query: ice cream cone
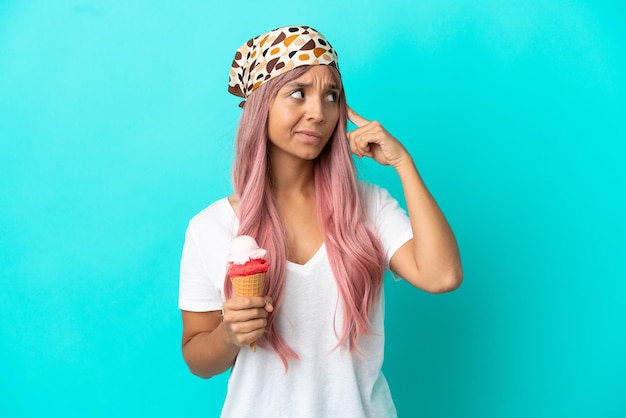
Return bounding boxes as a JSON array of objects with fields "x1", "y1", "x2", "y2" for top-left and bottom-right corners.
[
  {"x1": 231, "y1": 272, "x2": 265, "y2": 351},
  {"x1": 231, "y1": 273, "x2": 265, "y2": 297},
  {"x1": 227, "y1": 236, "x2": 269, "y2": 353}
]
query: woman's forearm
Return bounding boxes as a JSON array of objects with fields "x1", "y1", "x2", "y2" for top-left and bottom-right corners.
[
  {"x1": 182, "y1": 318, "x2": 240, "y2": 379},
  {"x1": 395, "y1": 156, "x2": 463, "y2": 291}
]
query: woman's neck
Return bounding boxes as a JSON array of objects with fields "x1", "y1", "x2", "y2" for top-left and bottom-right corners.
[{"x1": 270, "y1": 156, "x2": 316, "y2": 198}]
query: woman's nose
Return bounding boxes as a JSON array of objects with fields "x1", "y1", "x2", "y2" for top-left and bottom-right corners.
[{"x1": 305, "y1": 97, "x2": 325, "y2": 122}]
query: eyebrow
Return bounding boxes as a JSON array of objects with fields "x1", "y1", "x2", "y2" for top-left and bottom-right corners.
[{"x1": 285, "y1": 81, "x2": 340, "y2": 90}]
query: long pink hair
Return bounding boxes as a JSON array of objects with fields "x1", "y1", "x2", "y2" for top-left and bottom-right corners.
[{"x1": 224, "y1": 65, "x2": 385, "y2": 369}]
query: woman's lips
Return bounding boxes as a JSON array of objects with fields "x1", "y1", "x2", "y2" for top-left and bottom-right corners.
[{"x1": 297, "y1": 130, "x2": 323, "y2": 143}]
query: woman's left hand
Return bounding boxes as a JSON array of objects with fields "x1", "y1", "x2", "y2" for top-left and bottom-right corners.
[{"x1": 347, "y1": 107, "x2": 410, "y2": 168}]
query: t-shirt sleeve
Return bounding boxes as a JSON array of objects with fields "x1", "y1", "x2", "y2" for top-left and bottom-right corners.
[
  {"x1": 178, "y1": 219, "x2": 226, "y2": 312},
  {"x1": 361, "y1": 182, "x2": 413, "y2": 271}
]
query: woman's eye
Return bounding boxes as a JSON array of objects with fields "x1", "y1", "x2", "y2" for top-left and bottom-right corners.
[
  {"x1": 327, "y1": 92, "x2": 338, "y2": 102},
  {"x1": 290, "y1": 90, "x2": 304, "y2": 99}
]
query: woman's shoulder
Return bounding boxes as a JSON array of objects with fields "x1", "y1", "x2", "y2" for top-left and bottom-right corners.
[
  {"x1": 357, "y1": 180, "x2": 406, "y2": 224},
  {"x1": 187, "y1": 196, "x2": 236, "y2": 232},
  {"x1": 357, "y1": 180, "x2": 391, "y2": 203}
]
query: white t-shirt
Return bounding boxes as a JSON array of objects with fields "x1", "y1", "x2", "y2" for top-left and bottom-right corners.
[{"x1": 179, "y1": 182, "x2": 413, "y2": 418}]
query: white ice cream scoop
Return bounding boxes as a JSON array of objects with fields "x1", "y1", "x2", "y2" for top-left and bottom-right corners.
[{"x1": 227, "y1": 235, "x2": 267, "y2": 265}]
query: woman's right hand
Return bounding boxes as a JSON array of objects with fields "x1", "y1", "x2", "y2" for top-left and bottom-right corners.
[{"x1": 220, "y1": 296, "x2": 274, "y2": 348}]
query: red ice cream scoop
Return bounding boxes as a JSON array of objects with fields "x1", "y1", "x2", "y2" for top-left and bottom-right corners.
[{"x1": 227, "y1": 258, "x2": 269, "y2": 278}]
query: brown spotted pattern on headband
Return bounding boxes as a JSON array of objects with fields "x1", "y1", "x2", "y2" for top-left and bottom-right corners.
[{"x1": 228, "y1": 25, "x2": 339, "y2": 99}]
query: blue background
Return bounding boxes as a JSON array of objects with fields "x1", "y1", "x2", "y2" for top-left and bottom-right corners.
[{"x1": 1, "y1": 1, "x2": 625, "y2": 417}]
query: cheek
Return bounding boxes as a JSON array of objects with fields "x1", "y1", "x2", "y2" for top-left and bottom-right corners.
[
  {"x1": 327, "y1": 107, "x2": 340, "y2": 128},
  {"x1": 323, "y1": 113, "x2": 340, "y2": 142},
  {"x1": 269, "y1": 106, "x2": 296, "y2": 129},
  {"x1": 267, "y1": 119, "x2": 280, "y2": 143},
  {"x1": 267, "y1": 109, "x2": 282, "y2": 137}
]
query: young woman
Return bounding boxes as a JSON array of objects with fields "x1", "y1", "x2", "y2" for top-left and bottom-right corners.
[{"x1": 179, "y1": 25, "x2": 463, "y2": 417}]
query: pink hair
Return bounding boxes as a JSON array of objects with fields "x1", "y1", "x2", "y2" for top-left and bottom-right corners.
[{"x1": 224, "y1": 65, "x2": 385, "y2": 369}]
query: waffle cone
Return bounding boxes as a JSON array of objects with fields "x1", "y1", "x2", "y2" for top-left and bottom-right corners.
[
  {"x1": 231, "y1": 273, "x2": 265, "y2": 297},
  {"x1": 230, "y1": 272, "x2": 265, "y2": 352}
]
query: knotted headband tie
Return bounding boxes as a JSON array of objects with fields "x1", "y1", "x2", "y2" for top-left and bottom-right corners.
[{"x1": 228, "y1": 25, "x2": 339, "y2": 100}]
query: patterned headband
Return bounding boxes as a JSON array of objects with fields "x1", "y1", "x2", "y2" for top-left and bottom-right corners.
[{"x1": 228, "y1": 25, "x2": 339, "y2": 99}]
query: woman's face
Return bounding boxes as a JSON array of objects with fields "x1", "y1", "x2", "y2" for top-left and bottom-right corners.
[{"x1": 267, "y1": 66, "x2": 341, "y2": 162}]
